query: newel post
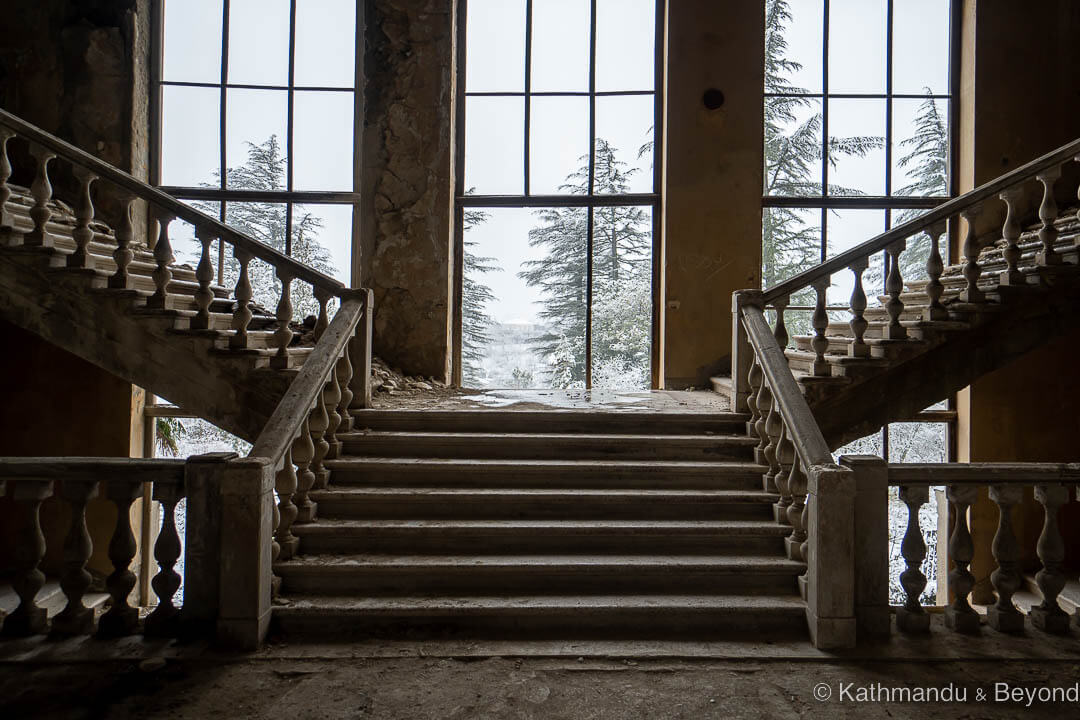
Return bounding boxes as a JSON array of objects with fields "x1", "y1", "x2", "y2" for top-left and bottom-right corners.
[
  {"x1": 730, "y1": 290, "x2": 763, "y2": 413},
  {"x1": 182, "y1": 453, "x2": 233, "y2": 634},
  {"x1": 840, "y1": 454, "x2": 890, "y2": 639},
  {"x1": 805, "y1": 463, "x2": 857, "y2": 649},
  {"x1": 218, "y1": 456, "x2": 276, "y2": 650}
]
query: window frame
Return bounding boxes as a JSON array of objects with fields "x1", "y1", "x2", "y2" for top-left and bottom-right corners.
[
  {"x1": 452, "y1": 0, "x2": 667, "y2": 389},
  {"x1": 148, "y1": 0, "x2": 363, "y2": 288}
]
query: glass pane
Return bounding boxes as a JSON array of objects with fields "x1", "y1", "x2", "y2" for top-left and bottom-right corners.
[
  {"x1": 825, "y1": 210, "x2": 886, "y2": 308},
  {"x1": 292, "y1": 204, "x2": 352, "y2": 286},
  {"x1": 764, "y1": 97, "x2": 823, "y2": 196},
  {"x1": 225, "y1": 89, "x2": 288, "y2": 189},
  {"x1": 834, "y1": 430, "x2": 883, "y2": 460},
  {"x1": 591, "y1": 206, "x2": 652, "y2": 390},
  {"x1": 161, "y1": 86, "x2": 220, "y2": 187},
  {"x1": 170, "y1": 200, "x2": 220, "y2": 270},
  {"x1": 466, "y1": 0, "x2": 526, "y2": 92},
  {"x1": 827, "y1": 98, "x2": 886, "y2": 195},
  {"x1": 293, "y1": 91, "x2": 354, "y2": 192},
  {"x1": 766, "y1": 0, "x2": 824, "y2": 94},
  {"x1": 462, "y1": 207, "x2": 588, "y2": 389},
  {"x1": 828, "y1": 0, "x2": 886, "y2": 94},
  {"x1": 595, "y1": 0, "x2": 655, "y2": 91},
  {"x1": 888, "y1": 422, "x2": 947, "y2": 463},
  {"x1": 594, "y1": 95, "x2": 654, "y2": 195},
  {"x1": 892, "y1": 98, "x2": 949, "y2": 197},
  {"x1": 762, "y1": 207, "x2": 822, "y2": 303},
  {"x1": 162, "y1": 0, "x2": 223, "y2": 84},
  {"x1": 227, "y1": 0, "x2": 290, "y2": 86},
  {"x1": 531, "y1": 0, "x2": 590, "y2": 92},
  {"x1": 465, "y1": 96, "x2": 524, "y2": 194},
  {"x1": 295, "y1": 0, "x2": 356, "y2": 88},
  {"x1": 530, "y1": 96, "x2": 589, "y2": 195},
  {"x1": 893, "y1": 0, "x2": 951, "y2": 95}
]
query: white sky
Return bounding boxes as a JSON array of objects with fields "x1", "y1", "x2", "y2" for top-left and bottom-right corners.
[{"x1": 157, "y1": 0, "x2": 952, "y2": 318}]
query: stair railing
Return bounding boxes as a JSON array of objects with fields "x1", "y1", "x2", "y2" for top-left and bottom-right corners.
[
  {"x1": 0, "y1": 107, "x2": 376, "y2": 648},
  {"x1": 730, "y1": 136, "x2": 1080, "y2": 413},
  {"x1": 736, "y1": 290, "x2": 857, "y2": 649}
]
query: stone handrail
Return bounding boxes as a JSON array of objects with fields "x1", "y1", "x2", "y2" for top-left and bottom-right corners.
[
  {"x1": 846, "y1": 458, "x2": 1080, "y2": 639},
  {"x1": 0, "y1": 457, "x2": 187, "y2": 638},
  {"x1": 0, "y1": 107, "x2": 343, "y2": 294},
  {"x1": 736, "y1": 292, "x2": 857, "y2": 649},
  {"x1": 762, "y1": 135, "x2": 1080, "y2": 306}
]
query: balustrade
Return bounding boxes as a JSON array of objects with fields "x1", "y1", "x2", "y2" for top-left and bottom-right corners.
[
  {"x1": 923, "y1": 221, "x2": 949, "y2": 320},
  {"x1": 882, "y1": 240, "x2": 907, "y2": 340},
  {"x1": 1036, "y1": 166, "x2": 1062, "y2": 266},
  {"x1": 895, "y1": 484, "x2": 930, "y2": 633},
  {"x1": 68, "y1": 168, "x2": 97, "y2": 269},
  {"x1": 809, "y1": 278, "x2": 829, "y2": 375},
  {"x1": 24, "y1": 144, "x2": 55, "y2": 247},
  {"x1": 191, "y1": 226, "x2": 217, "y2": 330},
  {"x1": 1, "y1": 479, "x2": 53, "y2": 636},
  {"x1": 98, "y1": 478, "x2": 144, "y2": 637},
  {"x1": 52, "y1": 478, "x2": 100, "y2": 636},
  {"x1": 0, "y1": 127, "x2": 13, "y2": 230},
  {"x1": 847, "y1": 258, "x2": 870, "y2": 357},
  {"x1": 987, "y1": 486, "x2": 1024, "y2": 633},
  {"x1": 943, "y1": 485, "x2": 978, "y2": 633}
]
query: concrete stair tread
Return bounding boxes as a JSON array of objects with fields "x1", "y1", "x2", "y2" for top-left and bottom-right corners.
[
  {"x1": 326, "y1": 457, "x2": 767, "y2": 471},
  {"x1": 274, "y1": 593, "x2": 807, "y2": 613},
  {"x1": 348, "y1": 408, "x2": 749, "y2": 434},
  {"x1": 310, "y1": 487, "x2": 777, "y2": 501},
  {"x1": 292, "y1": 519, "x2": 793, "y2": 534},
  {"x1": 341, "y1": 430, "x2": 756, "y2": 442}
]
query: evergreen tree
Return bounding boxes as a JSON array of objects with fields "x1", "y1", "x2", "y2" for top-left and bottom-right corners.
[
  {"x1": 893, "y1": 92, "x2": 949, "y2": 279},
  {"x1": 519, "y1": 139, "x2": 651, "y2": 388},
  {"x1": 461, "y1": 202, "x2": 499, "y2": 385},
  {"x1": 195, "y1": 135, "x2": 337, "y2": 319}
]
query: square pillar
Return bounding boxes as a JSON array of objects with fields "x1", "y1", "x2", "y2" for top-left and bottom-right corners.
[
  {"x1": 840, "y1": 454, "x2": 891, "y2": 639},
  {"x1": 805, "y1": 465, "x2": 857, "y2": 649}
]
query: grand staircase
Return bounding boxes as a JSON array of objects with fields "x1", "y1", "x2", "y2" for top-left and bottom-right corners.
[{"x1": 273, "y1": 409, "x2": 809, "y2": 639}]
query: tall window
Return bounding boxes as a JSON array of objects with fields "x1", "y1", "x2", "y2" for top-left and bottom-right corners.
[
  {"x1": 152, "y1": 0, "x2": 359, "y2": 311},
  {"x1": 455, "y1": 0, "x2": 663, "y2": 390}
]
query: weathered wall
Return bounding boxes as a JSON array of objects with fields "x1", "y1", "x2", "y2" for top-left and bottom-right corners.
[
  {"x1": 358, "y1": 0, "x2": 456, "y2": 382},
  {"x1": 662, "y1": 1, "x2": 765, "y2": 388},
  {"x1": 956, "y1": 0, "x2": 1080, "y2": 599}
]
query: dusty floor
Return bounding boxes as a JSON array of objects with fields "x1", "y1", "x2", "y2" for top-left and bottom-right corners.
[
  {"x1": 371, "y1": 386, "x2": 731, "y2": 413},
  {"x1": 3, "y1": 655, "x2": 1079, "y2": 719}
]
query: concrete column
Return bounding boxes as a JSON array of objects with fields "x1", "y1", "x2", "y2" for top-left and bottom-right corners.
[
  {"x1": 805, "y1": 464, "x2": 857, "y2": 649},
  {"x1": 217, "y1": 457, "x2": 276, "y2": 650},
  {"x1": 663, "y1": 0, "x2": 765, "y2": 388},
  {"x1": 840, "y1": 454, "x2": 891, "y2": 639}
]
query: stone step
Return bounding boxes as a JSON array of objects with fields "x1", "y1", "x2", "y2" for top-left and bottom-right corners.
[
  {"x1": 348, "y1": 408, "x2": 750, "y2": 435},
  {"x1": 272, "y1": 593, "x2": 809, "y2": 639},
  {"x1": 291, "y1": 519, "x2": 791, "y2": 555},
  {"x1": 338, "y1": 431, "x2": 759, "y2": 462},
  {"x1": 323, "y1": 457, "x2": 768, "y2": 490},
  {"x1": 309, "y1": 487, "x2": 778, "y2": 520},
  {"x1": 275, "y1": 554, "x2": 805, "y2": 596}
]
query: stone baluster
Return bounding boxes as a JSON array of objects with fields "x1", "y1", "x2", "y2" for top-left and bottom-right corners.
[
  {"x1": 847, "y1": 258, "x2": 870, "y2": 357},
  {"x1": 810, "y1": 278, "x2": 830, "y2": 376},
  {"x1": 753, "y1": 374, "x2": 772, "y2": 470},
  {"x1": 229, "y1": 248, "x2": 254, "y2": 349},
  {"x1": 1, "y1": 479, "x2": 54, "y2": 637},
  {"x1": 271, "y1": 269, "x2": 294, "y2": 369},
  {"x1": 145, "y1": 481, "x2": 185, "y2": 636},
  {"x1": 746, "y1": 358, "x2": 762, "y2": 435},
  {"x1": 324, "y1": 358, "x2": 343, "y2": 462},
  {"x1": 923, "y1": 220, "x2": 949, "y2": 320},
  {"x1": 1035, "y1": 166, "x2": 1061, "y2": 266},
  {"x1": 108, "y1": 195, "x2": 136, "y2": 289},
  {"x1": 958, "y1": 207, "x2": 984, "y2": 303},
  {"x1": 275, "y1": 445, "x2": 300, "y2": 560},
  {"x1": 1029, "y1": 484, "x2": 1070, "y2": 633},
  {"x1": 190, "y1": 226, "x2": 217, "y2": 330},
  {"x1": 772, "y1": 295, "x2": 789, "y2": 349},
  {"x1": 943, "y1": 485, "x2": 979, "y2": 633},
  {"x1": 98, "y1": 479, "x2": 144, "y2": 636},
  {"x1": 52, "y1": 479, "x2": 101, "y2": 636},
  {"x1": 896, "y1": 485, "x2": 930, "y2": 633},
  {"x1": 147, "y1": 210, "x2": 175, "y2": 309},
  {"x1": 293, "y1": 416, "x2": 317, "y2": 523},
  {"x1": 0, "y1": 127, "x2": 13, "y2": 231},
  {"x1": 1075, "y1": 154, "x2": 1080, "y2": 252},
  {"x1": 987, "y1": 486, "x2": 1024, "y2": 633},
  {"x1": 773, "y1": 419, "x2": 794, "y2": 525},
  {"x1": 336, "y1": 348, "x2": 355, "y2": 435},
  {"x1": 310, "y1": 383, "x2": 332, "y2": 491},
  {"x1": 882, "y1": 239, "x2": 907, "y2": 339},
  {"x1": 314, "y1": 288, "x2": 331, "y2": 341},
  {"x1": 23, "y1": 144, "x2": 55, "y2": 247},
  {"x1": 67, "y1": 168, "x2": 98, "y2": 269},
  {"x1": 761, "y1": 383, "x2": 782, "y2": 495},
  {"x1": 998, "y1": 187, "x2": 1025, "y2": 286},
  {"x1": 785, "y1": 454, "x2": 808, "y2": 561}
]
